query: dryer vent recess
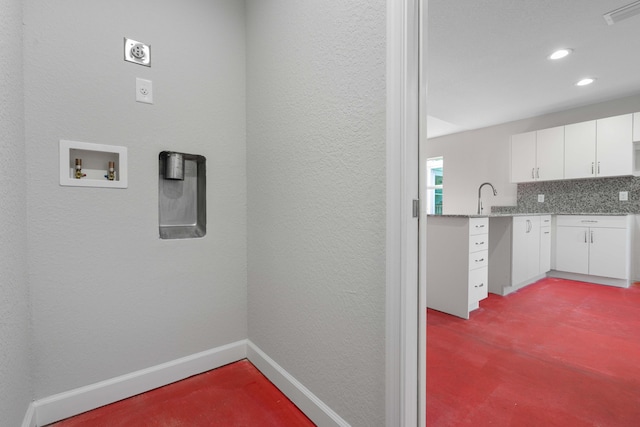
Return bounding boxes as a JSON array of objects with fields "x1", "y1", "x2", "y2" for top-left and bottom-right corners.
[{"x1": 158, "y1": 151, "x2": 206, "y2": 239}]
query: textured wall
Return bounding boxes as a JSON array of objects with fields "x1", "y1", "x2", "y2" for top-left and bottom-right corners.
[
  {"x1": 24, "y1": 0, "x2": 247, "y2": 398},
  {"x1": 427, "y1": 93, "x2": 640, "y2": 215},
  {"x1": 0, "y1": 0, "x2": 33, "y2": 424},
  {"x1": 246, "y1": 1, "x2": 386, "y2": 426}
]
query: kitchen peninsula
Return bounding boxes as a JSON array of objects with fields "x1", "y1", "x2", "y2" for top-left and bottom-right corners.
[{"x1": 426, "y1": 212, "x2": 635, "y2": 319}]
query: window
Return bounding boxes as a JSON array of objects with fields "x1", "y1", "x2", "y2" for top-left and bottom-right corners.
[{"x1": 426, "y1": 157, "x2": 443, "y2": 215}]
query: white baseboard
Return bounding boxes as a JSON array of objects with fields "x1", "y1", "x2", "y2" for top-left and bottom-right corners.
[
  {"x1": 548, "y1": 270, "x2": 630, "y2": 288},
  {"x1": 21, "y1": 402, "x2": 37, "y2": 427},
  {"x1": 247, "y1": 340, "x2": 350, "y2": 427},
  {"x1": 34, "y1": 340, "x2": 247, "y2": 426}
]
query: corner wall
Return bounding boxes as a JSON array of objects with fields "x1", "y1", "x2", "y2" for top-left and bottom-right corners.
[
  {"x1": 0, "y1": 0, "x2": 33, "y2": 424},
  {"x1": 246, "y1": 1, "x2": 387, "y2": 425},
  {"x1": 427, "y1": 93, "x2": 640, "y2": 214},
  {"x1": 24, "y1": 0, "x2": 247, "y2": 398}
]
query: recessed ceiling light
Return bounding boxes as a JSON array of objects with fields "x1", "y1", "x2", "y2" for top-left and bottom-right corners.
[
  {"x1": 549, "y1": 49, "x2": 572, "y2": 60},
  {"x1": 576, "y1": 78, "x2": 596, "y2": 86}
]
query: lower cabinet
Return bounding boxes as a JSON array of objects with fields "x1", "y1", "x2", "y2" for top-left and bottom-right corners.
[
  {"x1": 427, "y1": 216, "x2": 489, "y2": 319},
  {"x1": 488, "y1": 215, "x2": 551, "y2": 295},
  {"x1": 511, "y1": 215, "x2": 552, "y2": 286},
  {"x1": 554, "y1": 215, "x2": 632, "y2": 284}
]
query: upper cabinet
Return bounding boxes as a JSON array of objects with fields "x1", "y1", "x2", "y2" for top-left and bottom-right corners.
[
  {"x1": 511, "y1": 126, "x2": 564, "y2": 183},
  {"x1": 535, "y1": 126, "x2": 565, "y2": 181},
  {"x1": 564, "y1": 120, "x2": 596, "y2": 179},
  {"x1": 511, "y1": 113, "x2": 638, "y2": 183},
  {"x1": 511, "y1": 131, "x2": 536, "y2": 183},
  {"x1": 596, "y1": 114, "x2": 633, "y2": 177}
]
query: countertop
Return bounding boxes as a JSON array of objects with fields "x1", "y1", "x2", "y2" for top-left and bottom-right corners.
[{"x1": 427, "y1": 213, "x2": 633, "y2": 218}]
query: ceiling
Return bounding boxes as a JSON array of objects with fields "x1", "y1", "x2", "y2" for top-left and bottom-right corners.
[{"x1": 427, "y1": 0, "x2": 640, "y2": 138}]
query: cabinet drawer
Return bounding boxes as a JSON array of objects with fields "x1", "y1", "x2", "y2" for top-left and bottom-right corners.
[
  {"x1": 469, "y1": 234, "x2": 488, "y2": 252},
  {"x1": 556, "y1": 215, "x2": 628, "y2": 229},
  {"x1": 469, "y1": 266, "x2": 488, "y2": 302},
  {"x1": 469, "y1": 218, "x2": 489, "y2": 235},
  {"x1": 469, "y1": 250, "x2": 488, "y2": 270}
]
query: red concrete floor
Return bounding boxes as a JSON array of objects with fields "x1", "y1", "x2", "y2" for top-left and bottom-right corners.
[
  {"x1": 427, "y1": 278, "x2": 640, "y2": 426},
  {"x1": 48, "y1": 360, "x2": 315, "y2": 426}
]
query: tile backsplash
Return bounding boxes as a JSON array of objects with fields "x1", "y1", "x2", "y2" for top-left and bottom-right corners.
[{"x1": 492, "y1": 176, "x2": 640, "y2": 214}]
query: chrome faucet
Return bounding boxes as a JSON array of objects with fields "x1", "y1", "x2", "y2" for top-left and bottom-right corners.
[{"x1": 477, "y1": 182, "x2": 497, "y2": 214}]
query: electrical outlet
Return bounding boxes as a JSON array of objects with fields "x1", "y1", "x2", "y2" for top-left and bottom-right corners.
[
  {"x1": 136, "y1": 78, "x2": 153, "y2": 104},
  {"x1": 619, "y1": 191, "x2": 629, "y2": 201},
  {"x1": 124, "y1": 38, "x2": 151, "y2": 67},
  {"x1": 538, "y1": 194, "x2": 545, "y2": 203}
]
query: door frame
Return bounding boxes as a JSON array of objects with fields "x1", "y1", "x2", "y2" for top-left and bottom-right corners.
[{"x1": 386, "y1": 0, "x2": 424, "y2": 425}]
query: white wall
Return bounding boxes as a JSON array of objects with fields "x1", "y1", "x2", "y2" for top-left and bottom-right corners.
[
  {"x1": 24, "y1": 0, "x2": 247, "y2": 398},
  {"x1": 246, "y1": 1, "x2": 387, "y2": 426},
  {"x1": 0, "y1": 0, "x2": 33, "y2": 424},
  {"x1": 427, "y1": 93, "x2": 640, "y2": 214}
]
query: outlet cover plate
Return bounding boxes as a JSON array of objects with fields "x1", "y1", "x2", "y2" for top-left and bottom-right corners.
[
  {"x1": 136, "y1": 78, "x2": 153, "y2": 104},
  {"x1": 124, "y1": 38, "x2": 151, "y2": 67},
  {"x1": 619, "y1": 191, "x2": 629, "y2": 201},
  {"x1": 538, "y1": 194, "x2": 545, "y2": 203}
]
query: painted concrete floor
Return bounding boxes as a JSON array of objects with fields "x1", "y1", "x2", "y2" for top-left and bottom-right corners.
[
  {"x1": 427, "y1": 277, "x2": 640, "y2": 426},
  {"x1": 48, "y1": 360, "x2": 316, "y2": 426}
]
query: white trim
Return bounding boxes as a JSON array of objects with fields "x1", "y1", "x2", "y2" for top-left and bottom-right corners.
[
  {"x1": 387, "y1": 0, "x2": 421, "y2": 426},
  {"x1": 34, "y1": 340, "x2": 247, "y2": 426},
  {"x1": 21, "y1": 402, "x2": 37, "y2": 427},
  {"x1": 246, "y1": 341, "x2": 350, "y2": 427},
  {"x1": 418, "y1": 1, "x2": 428, "y2": 425}
]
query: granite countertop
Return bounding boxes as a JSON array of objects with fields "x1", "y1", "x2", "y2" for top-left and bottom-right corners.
[{"x1": 427, "y1": 212, "x2": 633, "y2": 218}]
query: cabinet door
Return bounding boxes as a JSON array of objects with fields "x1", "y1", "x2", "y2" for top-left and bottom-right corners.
[
  {"x1": 511, "y1": 131, "x2": 536, "y2": 183},
  {"x1": 511, "y1": 216, "x2": 540, "y2": 285},
  {"x1": 596, "y1": 114, "x2": 633, "y2": 177},
  {"x1": 555, "y1": 226, "x2": 589, "y2": 274},
  {"x1": 634, "y1": 112, "x2": 640, "y2": 142},
  {"x1": 539, "y1": 227, "x2": 551, "y2": 274},
  {"x1": 536, "y1": 126, "x2": 564, "y2": 181},
  {"x1": 468, "y1": 267, "x2": 488, "y2": 307},
  {"x1": 589, "y1": 227, "x2": 628, "y2": 279},
  {"x1": 564, "y1": 120, "x2": 596, "y2": 179}
]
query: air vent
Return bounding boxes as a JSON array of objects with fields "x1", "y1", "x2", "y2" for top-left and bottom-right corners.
[{"x1": 603, "y1": 0, "x2": 640, "y2": 25}]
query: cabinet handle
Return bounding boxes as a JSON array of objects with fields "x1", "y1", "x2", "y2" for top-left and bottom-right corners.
[
  {"x1": 536, "y1": 168, "x2": 540, "y2": 178},
  {"x1": 584, "y1": 231, "x2": 587, "y2": 243},
  {"x1": 531, "y1": 168, "x2": 535, "y2": 179},
  {"x1": 475, "y1": 241, "x2": 485, "y2": 245},
  {"x1": 476, "y1": 224, "x2": 485, "y2": 229},
  {"x1": 598, "y1": 162, "x2": 601, "y2": 174},
  {"x1": 476, "y1": 258, "x2": 485, "y2": 263},
  {"x1": 543, "y1": 231, "x2": 550, "y2": 234},
  {"x1": 591, "y1": 162, "x2": 594, "y2": 175},
  {"x1": 591, "y1": 230, "x2": 594, "y2": 244},
  {"x1": 475, "y1": 283, "x2": 484, "y2": 288}
]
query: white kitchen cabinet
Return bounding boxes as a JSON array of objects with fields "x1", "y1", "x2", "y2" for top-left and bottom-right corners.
[
  {"x1": 511, "y1": 216, "x2": 540, "y2": 285},
  {"x1": 536, "y1": 126, "x2": 565, "y2": 181},
  {"x1": 564, "y1": 115, "x2": 633, "y2": 179},
  {"x1": 553, "y1": 215, "x2": 632, "y2": 286},
  {"x1": 511, "y1": 127, "x2": 563, "y2": 183},
  {"x1": 597, "y1": 114, "x2": 633, "y2": 177},
  {"x1": 564, "y1": 120, "x2": 596, "y2": 179},
  {"x1": 540, "y1": 216, "x2": 552, "y2": 273},
  {"x1": 634, "y1": 112, "x2": 640, "y2": 142},
  {"x1": 487, "y1": 215, "x2": 551, "y2": 296},
  {"x1": 511, "y1": 215, "x2": 551, "y2": 286},
  {"x1": 427, "y1": 216, "x2": 489, "y2": 319},
  {"x1": 511, "y1": 131, "x2": 536, "y2": 183}
]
